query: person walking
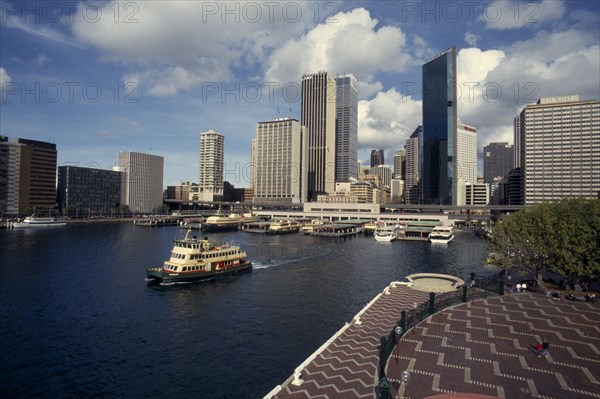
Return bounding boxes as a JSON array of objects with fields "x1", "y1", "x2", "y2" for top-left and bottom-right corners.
[{"x1": 541, "y1": 339, "x2": 550, "y2": 357}]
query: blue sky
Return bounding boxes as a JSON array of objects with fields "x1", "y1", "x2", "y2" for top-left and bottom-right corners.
[{"x1": 1, "y1": 0, "x2": 599, "y2": 187}]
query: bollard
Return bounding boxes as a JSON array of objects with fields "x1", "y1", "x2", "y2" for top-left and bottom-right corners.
[
  {"x1": 379, "y1": 377, "x2": 391, "y2": 399},
  {"x1": 499, "y1": 271, "x2": 505, "y2": 296},
  {"x1": 429, "y1": 292, "x2": 436, "y2": 315},
  {"x1": 462, "y1": 285, "x2": 468, "y2": 302},
  {"x1": 401, "y1": 310, "x2": 407, "y2": 332}
]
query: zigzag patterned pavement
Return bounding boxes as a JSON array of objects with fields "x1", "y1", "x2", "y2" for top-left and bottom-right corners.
[
  {"x1": 387, "y1": 292, "x2": 600, "y2": 399},
  {"x1": 271, "y1": 283, "x2": 430, "y2": 399},
  {"x1": 269, "y1": 286, "x2": 599, "y2": 399}
]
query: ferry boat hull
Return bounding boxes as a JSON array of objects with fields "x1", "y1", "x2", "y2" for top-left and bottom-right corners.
[
  {"x1": 146, "y1": 260, "x2": 252, "y2": 284},
  {"x1": 201, "y1": 222, "x2": 240, "y2": 232}
]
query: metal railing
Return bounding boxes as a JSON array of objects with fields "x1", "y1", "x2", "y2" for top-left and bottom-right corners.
[{"x1": 377, "y1": 272, "x2": 505, "y2": 399}]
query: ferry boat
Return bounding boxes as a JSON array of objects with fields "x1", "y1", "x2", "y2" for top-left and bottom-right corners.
[
  {"x1": 12, "y1": 216, "x2": 66, "y2": 228},
  {"x1": 374, "y1": 224, "x2": 400, "y2": 242},
  {"x1": 268, "y1": 220, "x2": 300, "y2": 234},
  {"x1": 311, "y1": 223, "x2": 363, "y2": 237},
  {"x1": 202, "y1": 214, "x2": 242, "y2": 232},
  {"x1": 146, "y1": 230, "x2": 252, "y2": 284},
  {"x1": 241, "y1": 221, "x2": 271, "y2": 233},
  {"x1": 430, "y1": 225, "x2": 455, "y2": 244},
  {"x1": 301, "y1": 219, "x2": 324, "y2": 235}
]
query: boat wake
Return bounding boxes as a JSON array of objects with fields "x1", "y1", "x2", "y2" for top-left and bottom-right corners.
[{"x1": 252, "y1": 250, "x2": 333, "y2": 270}]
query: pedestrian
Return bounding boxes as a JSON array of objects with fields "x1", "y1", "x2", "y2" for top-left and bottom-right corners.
[
  {"x1": 534, "y1": 342, "x2": 544, "y2": 356},
  {"x1": 542, "y1": 339, "x2": 549, "y2": 357}
]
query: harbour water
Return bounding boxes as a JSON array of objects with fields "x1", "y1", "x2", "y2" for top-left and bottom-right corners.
[{"x1": 0, "y1": 223, "x2": 491, "y2": 398}]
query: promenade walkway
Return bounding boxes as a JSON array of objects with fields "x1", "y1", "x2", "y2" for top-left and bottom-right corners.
[
  {"x1": 387, "y1": 292, "x2": 600, "y2": 399},
  {"x1": 267, "y1": 284, "x2": 600, "y2": 399}
]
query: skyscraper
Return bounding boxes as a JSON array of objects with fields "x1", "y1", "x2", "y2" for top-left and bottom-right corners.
[
  {"x1": 199, "y1": 130, "x2": 224, "y2": 202},
  {"x1": 253, "y1": 118, "x2": 302, "y2": 204},
  {"x1": 393, "y1": 149, "x2": 406, "y2": 179},
  {"x1": 405, "y1": 125, "x2": 423, "y2": 204},
  {"x1": 422, "y1": 47, "x2": 457, "y2": 205},
  {"x1": 370, "y1": 149, "x2": 384, "y2": 167},
  {"x1": 513, "y1": 116, "x2": 521, "y2": 168},
  {"x1": 483, "y1": 142, "x2": 514, "y2": 183},
  {"x1": 518, "y1": 95, "x2": 600, "y2": 205},
  {"x1": 301, "y1": 72, "x2": 336, "y2": 201},
  {"x1": 116, "y1": 151, "x2": 164, "y2": 213},
  {"x1": 335, "y1": 74, "x2": 358, "y2": 183},
  {"x1": 0, "y1": 136, "x2": 57, "y2": 215},
  {"x1": 454, "y1": 121, "x2": 478, "y2": 206}
]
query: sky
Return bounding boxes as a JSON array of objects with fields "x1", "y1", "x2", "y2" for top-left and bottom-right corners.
[{"x1": 1, "y1": 0, "x2": 599, "y2": 188}]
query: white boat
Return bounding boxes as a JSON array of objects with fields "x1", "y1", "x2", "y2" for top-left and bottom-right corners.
[
  {"x1": 374, "y1": 224, "x2": 400, "y2": 242},
  {"x1": 429, "y1": 225, "x2": 455, "y2": 244},
  {"x1": 12, "y1": 216, "x2": 66, "y2": 228}
]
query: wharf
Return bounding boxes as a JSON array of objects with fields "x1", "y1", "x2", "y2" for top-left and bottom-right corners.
[{"x1": 266, "y1": 284, "x2": 600, "y2": 399}]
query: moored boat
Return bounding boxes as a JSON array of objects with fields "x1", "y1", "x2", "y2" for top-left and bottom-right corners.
[
  {"x1": 12, "y1": 216, "x2": 66, "y2": 228},
  {"x1": 146, "y1": 229, "x2": 252, "y2": 284},
  {"x1": 430, "y1": 225, "x2": 454, "y2": 244},
  {"x1": 374, "y1": 224, "x2": 400, "y2": 242},
  {"x1": 268, "y1": 219, "x2": 300, "y2": 234},
  {"x1": 202, "y1": 214, "x2": 242, "y2": 232}
]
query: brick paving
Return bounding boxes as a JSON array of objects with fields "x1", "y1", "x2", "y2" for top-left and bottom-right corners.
[
  {"x1": 267, "y1": 287, "x2": 600, "y2": 399},
  {"x1": 387, "y1": 293, "x2": 600, "y2": 399},
  {"x1": 269, "y1": 283, "x2": 430, "y2": 398}
]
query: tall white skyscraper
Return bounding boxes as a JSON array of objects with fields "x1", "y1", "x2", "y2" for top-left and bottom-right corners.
[
  {"x1": 253, "y1": 118, "x2": 303, "y2": 204},
  {"x1": 513, "y1": 116, "x2": 521, "y2": 168},
  {"x1": 116, "y1": 151, "x2": 164, "y2": 213},
  {"x1": 455, "y1": 121, "x2": 478, "y2": 206},
  {"x1": 519, "y1": 95, "x2": 600, "y2": 205},
  {"x1": 335, "y1": 74, "x2": 358, "y2": 183},
  {"x1": 301, "y1": 71, "x2": 336, "y2": 202},
  {"x1": 405, "y1": 125, "x2": 422, "y2": 205},
  {"x1": 199, "y1": 130, "x2": 224, "y2": 202},
  {"x1": 393, "y1": 149, "x2": 406, "y2": 179}
]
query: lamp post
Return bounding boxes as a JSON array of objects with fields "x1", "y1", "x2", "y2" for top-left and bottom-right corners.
[{"x1": 394, "y1": 326, "x2": 403, "y2": 364}]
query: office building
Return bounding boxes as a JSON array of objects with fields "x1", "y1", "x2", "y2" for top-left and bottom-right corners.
[
  {"x1": 369, "y1": 165, "x2": 392, "y2": 188},
  {"x1": 422, "y1": 47, "x2": 457, "y2": 205},
  {"x1": 393, "y1": 149, "x2": 406, "y2": 179},
  {"x1": 0, "y1": 136, "x2": 57, "y2": 215},
  {"x1": 116, "y1": 151, "x2": 164, "y2": 213},
  {"x1": 405, "y1": 125, "x2": 423, "y2": 205},
  {"x1": 464, "y1": 182, "x2": 490, "y2": 206},
  {"x1": 513, "y1": 116, "x2": 521, "y2": 168},
  {"x1": 301, "y1": 72, "x2": 336, "y2": 201},
  {"x1": 253, "y1": 118, "x2": 303, "y2": 204},
  {"x1": 455, "y1": 121, "x2": 478, "y2": 206},
  {"x1": 199, "y1": 130, "x2": 224, "y2": 202},
  {"x1": 484, "y1": 142, "x2": 514, "y2": 184},
  {"x1": 518, "y1": 95, "x2": 600, "y2": 205},
  {"x1": 57, "y1": 166, "x2": 122, "y2": 214},
  {"x1": 370, "y1": 149, "x2": 384, "y2": 167},
  {"x1": 335, "y1": 74, "x2": 358, "y2": 183}
]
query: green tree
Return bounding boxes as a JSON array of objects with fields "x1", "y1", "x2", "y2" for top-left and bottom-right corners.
[
  {"x1": 489, "y1": 199, "x2": 600, "y2": 291},
  {"x1": 118, "y1": 204, "x2": 130, "y2": 216},
  {"x1": 65, "y1": 204, "x2": 78, "y2": 216},
  {"x1": 157, "y1": 204, "x2": 169, "y2": 214}
]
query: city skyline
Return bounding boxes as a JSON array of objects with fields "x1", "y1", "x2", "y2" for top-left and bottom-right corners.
[{"x1": 1, "y1": 1, "x2": 599, "y2": 187}]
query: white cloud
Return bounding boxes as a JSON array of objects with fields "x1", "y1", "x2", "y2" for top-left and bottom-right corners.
[
  {"x1": 265, "y1": 7, "x2": 413, "y2": 99},
  {"x1": 480, "y1": 0, "x2": 565, "y2": 30},
  {"x1": 358, "y1": 88, "x2": 422, "y2": 150},
  {"x1": 34, "y1": 54, "x2": 51, "y2": 66},
  {"x1": 455, "y1": 29, "x2": 600, "y2": 153},
  {"x1": 0, "y1": 67, "x2": 13, "y2": 103},
  {"x1": 464, "y1": 32, "x2": 480, "y2": 47},
  {"x1": 71, "y1": 1, "x2": 312, "y2": 96}
]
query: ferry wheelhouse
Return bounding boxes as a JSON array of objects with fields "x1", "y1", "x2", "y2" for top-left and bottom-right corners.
[{"x1": 146, "y1": 230, "x2": 252, "y2": 284}]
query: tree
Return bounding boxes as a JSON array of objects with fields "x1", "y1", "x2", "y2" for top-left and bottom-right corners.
[
  {"x1": 118, "y1": 204, "x2": 130, "y2": 216},
  {"x1": 157, "y1": 204, "x2": 169, "y2": 214},
  {"x1": 489, "y1": 199, "x2": 600, "y2": 291}
]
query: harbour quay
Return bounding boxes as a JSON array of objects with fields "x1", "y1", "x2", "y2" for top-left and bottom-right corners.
[{"x1": 265, "y1": 274, "x2": 600, "y2": 399}]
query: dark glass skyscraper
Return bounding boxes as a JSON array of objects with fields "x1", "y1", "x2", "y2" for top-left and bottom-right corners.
[
  {"x1": 370, "y1": 149, "x2": 384, "y2": 167},
  {"x1": 422, "y1": 47, "x2": 457, "y2": 205}
]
